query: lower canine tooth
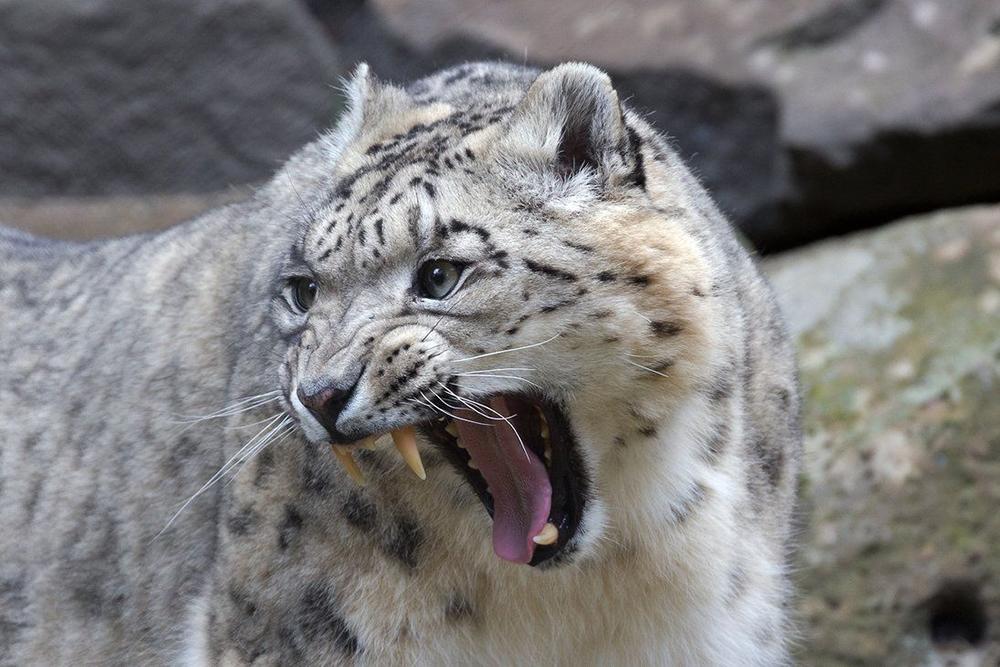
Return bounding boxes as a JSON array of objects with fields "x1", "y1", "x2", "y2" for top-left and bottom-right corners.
[
  {"x1": 532, "y1": 522, "x2": 558, "y2": 545},
  {"x1": 331, "y1": 445, "x2": 365, "y2": 485},
  {"x1": 391, "y1": 425, "x2": 426, "y2": 480},
  {"x1": 467, "y1": 459, "x2": 478, "y2": 470}
]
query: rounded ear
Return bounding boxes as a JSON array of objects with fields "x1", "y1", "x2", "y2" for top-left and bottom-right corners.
[
  {"x1": 333, "y1": 63, "x2": 412, "y2": 145},
  {"x1": 499, "y1": 63, "x2": 640, "y2": 186}
]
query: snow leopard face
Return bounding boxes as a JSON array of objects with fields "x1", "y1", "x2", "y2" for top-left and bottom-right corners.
[{"x1": 272, "y1": 63, "x2": 713, "y2": 567}]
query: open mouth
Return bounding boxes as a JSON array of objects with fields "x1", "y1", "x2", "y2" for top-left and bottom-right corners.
[{"x1": 420, "y1": 394, "x2": 587, "y2": 567}]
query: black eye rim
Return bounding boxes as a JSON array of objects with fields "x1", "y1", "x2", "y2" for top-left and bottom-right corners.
[
  {"x1": 416, "y1": 258, "x2": 466, "y2": 300},
  {"x1": 286, "y1": 276, "x2": 318, "y2": 313}
]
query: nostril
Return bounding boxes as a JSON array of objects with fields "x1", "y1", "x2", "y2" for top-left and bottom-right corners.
[
  {"x1": 296, "y1": 385, "x2": 320, "y2": 413},
  {"x1": 296, "y1": 383, "x2": 358, "y2": 443},
  {"x1": 325, "y1": 388, "x2": 351, "y2": 415},
  {"x1": 297, "y1": 385, "x2": 350, "y2": 415}
]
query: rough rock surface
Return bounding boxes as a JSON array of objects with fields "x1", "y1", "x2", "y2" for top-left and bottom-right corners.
[
  {"x1": 348, "y1": 0, "x2": 1000, "y2": 250},
  {"x1": 764, "y1": 205, "x2": 1000, "y2": 664},
  {"x1": 0, "y1": 0, "x2": 343, "y2": 198}
]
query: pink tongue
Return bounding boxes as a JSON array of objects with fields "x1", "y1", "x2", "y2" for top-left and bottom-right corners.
[{"x1": 454, "y1": 397, "x2": 551, "y2": 564}]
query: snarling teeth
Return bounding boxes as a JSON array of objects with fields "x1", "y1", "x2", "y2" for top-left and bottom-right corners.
[
  {"x1": 391, "y1": 425, "x2": 426, "y2": 480},
  {"x1": 329, "y1": 414, "x2": 550, "y2": 487},
  {"x1": 326, "y1": 394, "x2": 584, "y2": 567},
  {"x1": 331, "y1": 445, "x2": 365, "y2": 485},
  {"x1": 329, "y1": 426, "x2": 427, "y2": 484},
  {"x1": 533, "y1": 522, "x2": 558, "y2": 545}
]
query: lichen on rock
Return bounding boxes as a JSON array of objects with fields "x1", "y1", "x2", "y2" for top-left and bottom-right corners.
[{"x1": 765, "y1": 205, "x2": 1000, "y2": 664}]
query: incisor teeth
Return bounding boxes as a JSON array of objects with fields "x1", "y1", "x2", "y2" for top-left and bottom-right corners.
[
  {"x1": 391, "y1": 425, "x2": 426, "y2": 480},
  {"x1": 357, "y1": 436, "x2": 378, "y2": 450},
  {"x1": 445, "y1": 421, "x2": 459, "y2": 437},
  {"x1": 533, "y1": 522, "x2": 559, "y2": 546},
  {"x1": 331, "y1": 445, "x2": 365, "y2": 485}
]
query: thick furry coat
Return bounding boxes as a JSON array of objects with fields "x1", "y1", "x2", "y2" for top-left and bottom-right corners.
[{"x1": 0, "y1": 62, "x2": 801, "y2": 665}]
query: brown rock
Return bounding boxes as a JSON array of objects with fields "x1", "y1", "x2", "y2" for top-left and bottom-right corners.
[{"x1": 0, "y1": 192, "x2": 244, "y2": 241}]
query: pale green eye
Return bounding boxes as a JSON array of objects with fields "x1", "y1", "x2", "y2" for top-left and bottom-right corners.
[
  {"x1": 418, "y1": 259, "x2": 462, "y2": 299},
  {"x1": 287, "y1": 277, "x2": 317, "y2": 313}
]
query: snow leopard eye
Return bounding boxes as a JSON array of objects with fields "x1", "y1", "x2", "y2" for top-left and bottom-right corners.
[
  {"x1": 417, "y1": 259, "x2": 462, "y2": 299},
  {"x1": 287, "y1": 277, "x2": 317, "y2": 313}
]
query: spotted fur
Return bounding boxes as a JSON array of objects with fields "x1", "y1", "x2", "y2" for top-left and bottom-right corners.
[{"x1": 0, "y1": 62, "x2": 801, "y2": 665}]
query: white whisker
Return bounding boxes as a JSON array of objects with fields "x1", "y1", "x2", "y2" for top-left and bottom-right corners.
[
  {"x1": 460, "y1": 367, "x2": 536, "y2": 374},
  {"x1": 182, "y1": 391, "x2": 281, "y2": 416},
  {"x1": 224, "y1": 418, "x2": 295, "y2": 488},
  {"x1": 155, "y1": 412, "x2": 285, "y2": 538},
  {"x1": 430, "y1": 389, "x2": 466, "y2": 411},
  {"x1": 624, "y1": 358, "x2": 671, "y2": 378},
  {"x1": 171, "y1": 393, "x2": 282, "y2": 424},
  {"x1": 415, "y1": 391, "x2": 492, "y2": 427},
  {"x1": 224, "y1": 414, "x2": 287, "y2": 430},
  {"x1": 456, "y1": 373, "x2": 544, "y2": 391},
  {"x1": 450, "y1": 333, "x2": 560, "y2": 363},
  {"x1": 437, "y1": 383, "x2": 530, "y2": 460},
  {"x1": 436, "y1": 384, "x2": 513, "y2": 422}
]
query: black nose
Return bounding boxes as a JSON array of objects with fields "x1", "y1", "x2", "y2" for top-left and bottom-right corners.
[{"x1": 297, "y1": 382, "x2": 356, "y2": 442}]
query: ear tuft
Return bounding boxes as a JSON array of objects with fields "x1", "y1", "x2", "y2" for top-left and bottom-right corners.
[
  {"x1": 341, "y1": 62, "x2": 411, "y2": 127},
  {"x1": 324, "y1": 63, "x2": 411, "y2": 164},
  {"x1": 341, "y1": 62, "x2": 373, "y2": 128}
]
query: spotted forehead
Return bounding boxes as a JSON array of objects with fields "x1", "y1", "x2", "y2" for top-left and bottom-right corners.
[{"x1": 303, "y1": 105, "x2": 514, "y2": 266}]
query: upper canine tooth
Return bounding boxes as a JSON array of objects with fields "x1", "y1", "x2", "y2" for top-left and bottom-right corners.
[
  {"x1": 445, "y1": 421, "x2": 459, "y2": 437},
  {"x1": 539, "y1": 422, "x2": 550, "y2": 440},
  {"x1": 391, "y1": 426, "x2": 426, "y2": 480},
  {"x1": 533, "y1": 522, "x2": 558, "y2": 545},
  {"x1": 331, "y1": 445, "x2": 365, "y2": 485}
]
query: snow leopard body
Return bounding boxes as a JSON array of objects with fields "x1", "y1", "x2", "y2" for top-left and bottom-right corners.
[{"x1": 0, "y1": 62, "x2": 801, "y2": 665}]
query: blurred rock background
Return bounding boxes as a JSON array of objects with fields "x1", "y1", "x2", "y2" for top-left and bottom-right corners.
[{"x1": 1, "y1": 0, "x2": 997, "y2": 663}]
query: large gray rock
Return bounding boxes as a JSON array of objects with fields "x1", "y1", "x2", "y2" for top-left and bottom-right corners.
[
  {"x1": 344, "y1": 0, "x2": 1000, "y2": 250},
  {"x1": 0, "y1": 0, "x2": 344, "y2": 197},
  {"x1": 764, "y1": 205, "x2": 1000, "y2": 664}
]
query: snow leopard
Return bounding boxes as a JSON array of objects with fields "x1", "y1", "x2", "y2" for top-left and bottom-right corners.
[{"x1": 0, "y1": 62, "x2": 801, "y2": 665}]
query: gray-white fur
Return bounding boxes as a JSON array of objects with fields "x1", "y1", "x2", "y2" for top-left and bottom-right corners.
[{"x1": 1, "y1": 62, "x2": 801, "y2": 665}]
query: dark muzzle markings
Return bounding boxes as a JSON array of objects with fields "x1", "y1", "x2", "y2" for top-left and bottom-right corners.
[{"x1": 298, "y1": 329, "x2": 588, "y2": 566}]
